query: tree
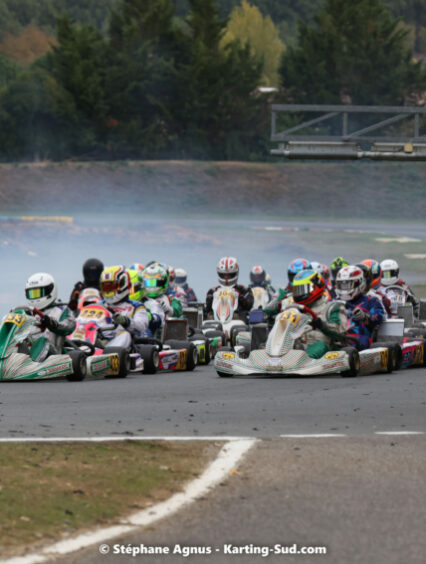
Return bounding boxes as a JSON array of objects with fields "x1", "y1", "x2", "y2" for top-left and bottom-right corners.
[
  {"x1": 280, "y1": 0, "x2": 426, "y2": 105},
  {"x1": 222, "y1": 0, "x2": 285, "y2": 86}
]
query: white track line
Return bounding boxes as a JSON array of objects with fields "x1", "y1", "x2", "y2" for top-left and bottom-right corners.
[
  {"x1": 0, "y1": 438, "x2": 256, "y2": 564},
  {"x1": 0, "y1": 436, "x2": 252, "y2": 443}
]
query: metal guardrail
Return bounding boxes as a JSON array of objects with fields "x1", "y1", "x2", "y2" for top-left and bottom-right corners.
[{"x1": 271, "y1": 104, "x2": 426, "y2": 160}]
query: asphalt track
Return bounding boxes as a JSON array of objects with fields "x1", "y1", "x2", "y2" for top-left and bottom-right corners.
[{"x1": 2, "y1": 366, "x2": 426, "y2": 563}]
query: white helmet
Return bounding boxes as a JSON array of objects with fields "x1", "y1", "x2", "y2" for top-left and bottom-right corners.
[
  {"x1": 25, "y1": 272, "x2": 57, "y2": 310},
  {"x1": 335, "y1": 265, "x2": 366, "y2": 301},
  {"x1": 380, "y1": 259, "x2": 399, "y2": 286},
  {"x1": 175, "y1": 268, "x2": 187, "y2": 286},
  {"x1": 217, "y1": 256, "x2": 239, "y2": 287}
]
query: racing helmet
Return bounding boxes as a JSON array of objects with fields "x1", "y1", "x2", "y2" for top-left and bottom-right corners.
[
  {"x1": 143, "y1": 263, "x2": 169, "y2": 298},
  {"x1": 217, "y1": 257, "x2": 239, "y2": 287},
  {"x1": 130, "y1": 262, "x2": 144, "y2": 272},
  {"x1": 361, "y1": 259, "x2": 382, "y2": 290},
  {"x1": 82, "y1": 258, "x2": 104, "y2": 286},
  {"x1": 168, "y1": 266, "x2": 176, "y2": 288},
  {"x1": 292, "y1": 269, "x2": 326, "y2": 306},
  {"x1": 330, "y1": 257, "x2": 349, "y2": 282},
  {"x1": 78, "y1": 287, "x2": 102, "y2": 309},
  {"x1": 288, "y1": 258, "x2": 312, "y2": 284},
  {"x1": 25, "y1": 272, "x2": 57, "y2": 310},
  {"x1": 335, "y1": 265, "x2": 366, "y2": 301},
  {"x1": 380, "y1": 259, "x2": 399, "y2": 286},
  {"x1": 356, "y1": 263, "x2": 373, "y2": 292},
  {"x1": 250, "y1": 265, "x2": 266, "y2": 286},
  {"x1": 127, "y1": 268, "x2": 144, "y2": 301},
  {"x1": 100, "y1": 265, "x2": 130, "y2": 304},
  {"x1": 175, "y1": 268, "x2": 187, "y2": 287}
]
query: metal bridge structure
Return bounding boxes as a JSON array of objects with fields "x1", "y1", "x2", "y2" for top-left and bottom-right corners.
[{"x1": 270, "y1": 104, "x2": 426, "y2": 160}]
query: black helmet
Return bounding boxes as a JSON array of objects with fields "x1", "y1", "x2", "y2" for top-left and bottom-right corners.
[{"x1": 83, "y1": 258, "x2": 104, "y2": 286}]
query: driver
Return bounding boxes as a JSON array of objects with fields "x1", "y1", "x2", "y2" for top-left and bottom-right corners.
[
  {"x1": 69, "y1": 258, "x2": 104, "y2": 312},
  {"x1": 204, "y1": 257, "x2": 253, "y2": 317},
  {"x1": 25, "y1": 272, "x2": 76, "y2": 361},
  {"x1": 380, "y1": 259, "x2": 419, "y2": 317},
  {"x1": 264, "y1": 258, "x2": 311, "y2": 317},
  {"x1": 292, "y1": 269, "x2": 347, "y2": 358},
  {"x1": 249, "y1": 265, "x2": 275, "y2": 300},
  {"x1": 99, "y1": 265, "x2": 151, "y2": 348},
  {"x1": 336, "y1": 265, "x2": 385, "y2": 350}
]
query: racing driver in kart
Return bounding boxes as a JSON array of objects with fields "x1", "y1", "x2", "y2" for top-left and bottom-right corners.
[
  {"x1": 25, "y1": 272, "x2": 76, "y2": 361},
  {"x1": 99, "y1": 265, "x2": 152, "y2": 348},
  {"x1": 335, "y1": 265, "x2": 385, "y2": 350},
  {"x1": 68, "y1": 258, "x2": 104, "y2": 312},
  {"x1": 380, "y1": 259, "x2": 419, "y2": 317},
  {"x1": 291, "y1": 269, "x2": 347, "y2": 359},
  {"x1": 264, "y1": 258, "x2": 311, "y2": 317},
  {"x1": 204, "y1": 257, "x2": 254, "y2": 318}
]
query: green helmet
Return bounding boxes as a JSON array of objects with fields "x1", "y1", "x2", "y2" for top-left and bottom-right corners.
[
  {"x1": 127, "y1": 268, "x2": 144, "y2": 301},
  {"x1": 330, "y1": 256, "x2": 349, "y2": 281},
  {"x1": 143, "y1": 263, "x2": 169, "y2": 298}
]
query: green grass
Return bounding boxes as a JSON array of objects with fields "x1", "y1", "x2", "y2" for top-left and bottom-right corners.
[{"x1": 0, "y1": 441, "x2": 216, "y2": 557}]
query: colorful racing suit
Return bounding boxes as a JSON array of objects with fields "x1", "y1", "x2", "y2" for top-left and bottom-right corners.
[
  {"x1": 30, "y1": 303, "x2": 76, "y2": 361},
  {"x1": 204, "y1": 284, "x2": 254, "y2": 317},
  {"x1": 166, "y1": 285, "x2": 187, "y2": 310},
  {"x1": 298, "y1": 296, "x2": 347, "y2": 359},
  {"x1": 368, "y1": 288, "x2": 392, "y2": 318},
  {"x1": 101, "y1": 299, "x2": 151, "y2": 348},
  {"x1": 345, "y1": 294, "x2": 385, "y2": 350}
]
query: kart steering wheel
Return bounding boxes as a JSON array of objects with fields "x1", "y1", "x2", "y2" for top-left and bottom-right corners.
[{"x1": 10, "y1": 305, "x2": 37, "y2": 316}]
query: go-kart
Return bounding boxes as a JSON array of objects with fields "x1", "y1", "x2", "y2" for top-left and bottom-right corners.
[
  {"x1": 182, "y1": 303, "x2": 222, "y2": 364},
  {"x1": 251, "y1": 287, "x2": 270, "y2": 310},
  {"x1": 0, "y1": 307, "x2": 86, "y2": 381},
  {"x1": 214, "y1": 304, "x2": 399, "y2": 378},
  {"x1": 202, "y1": 286, "x2": 247, "y2": 346}
]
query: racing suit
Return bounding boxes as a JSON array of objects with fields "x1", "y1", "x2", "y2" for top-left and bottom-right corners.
[
  {"x1": 298, "y1": 296, "x2": 347, "y2": 359},
  {"x1": 180, "y1": 282, "x2": 198, "y2": 304},
  {"x1": 166, "y1": 285, "x2": 187, "y2": 310},
  {"x1": 345, "y1": 294, "x2": 385, "y2": 350},
  {"x1": 30, "y1": 302, "x2": 76, "y2": 362},
  {"x1": 368, "y1": 288, "x2": 392, "y2": 318},
  {"x1": 264, "y1": 286, "x2": 292, "y2": 317},
  {"x1": 204, "y1": 284, "x2": 254, "y2": 318},
  {"x1": 101, "y1": 299, "x2": 151, "y2": 348},
  {"x1": 380, "y1": 279, "x2": 419, "y2": 317}
]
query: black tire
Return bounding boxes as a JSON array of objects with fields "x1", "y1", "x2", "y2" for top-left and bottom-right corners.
[
  {"x1": 137, "y1": 344, "x2": 159, "y2": 374},
  {"x1": 202, "y1": 321, "x2": 223, "y2": 331},
  {"x1": 230, "y1": 325, "x2": 249, "y2": 346},
  {"x1": 189, "y1": 335, "x2": 211, "y2": 365},
  {"x1": 67, "y1": 350, "x2": 87, "y2": 382},
  {"x1": 217, "y1": 370, "x2": 233, "y2": 378},
  {"x1": 165, "y1": 340, "x2": 198, "y2": 371},
  {"x1": 203, "y1": 329, "x2": 226, "y2": 346},
  {"x1": 341, "y1": 347, "x2": 360, "y2": 378},
  {"x1": 103, "y1": 347, "x2": 130, "y2": 378},
  {"x1": 375, "y1": 341, "x2": 402, "y2": 372}
]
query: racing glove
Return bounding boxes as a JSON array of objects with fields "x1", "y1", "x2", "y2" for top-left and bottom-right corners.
[
  {"x1": 113, "y1": 313, "x2": 131, "y2": 329},
  {"x1": 39, "y1": 315, "x2": 59, "y2": 332},
  {"x1": 352, "y1": 308, "x2": 370, "y2": 323},
  {"x1": 311, "y1": 317, "x2": 324, "y2": 330}
]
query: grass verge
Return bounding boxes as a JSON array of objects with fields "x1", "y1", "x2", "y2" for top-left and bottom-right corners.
[{"x1": 0, "y1": 441, "x2": 219, "y2": 558}]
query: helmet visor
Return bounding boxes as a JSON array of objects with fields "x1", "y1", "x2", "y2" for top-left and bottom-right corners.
[
  {"x1": 337, "y1": 280, "x2": 354, "y2": 291},
  {"x1": 293, "y1": 283, "x2": 314, "y2": 298},
  {"x1": 382, "y1": 270, "x2": 398, "y2": 279},
  {"x1": 220, "y1": 273, "x2": 236, "y2": 281},
  {"x1": 25, "y1": 284, "x2": 54, "y2": 300},
  {"x1": 100, "y1": 280, "x2": 121, "y2": 296}
]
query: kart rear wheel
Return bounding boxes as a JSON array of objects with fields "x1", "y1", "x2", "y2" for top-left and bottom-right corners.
[
  {"x1": 165, "y1": 340, "x2": 198, "y2": 371},
  {"x1": 137, "y1": 344, "x2": 160, "y2": 374},
  {"x1": 203, "y1": 329, "x2": 226, "y2": 346},
  {"x1": 103, "y1": 347, "x2": 130, "y2": 378},
  {"x1": 341, "y1": 347, "x2": 360, "y2": 378},
  {"x1": 67, "y1": 350, "x2": 87, "y2": 382},
  {"x1": 189, "y1": 334, "x2": 211, "y2": 365},
  {"x1": 375, "y1": 342, "x2": 402, "y2": 372}
]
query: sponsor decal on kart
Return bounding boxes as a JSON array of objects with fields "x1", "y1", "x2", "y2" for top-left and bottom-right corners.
[
  {"x1": 160, "y1": 351, "x2": 179, "y2": 370},
  {"x1": 175, "y1": 350, "x2": 187, "y2": 370},
  {"x1": 108, "y1": 353, "x2": 120, "y2": 375},
  {"x1": 216, "y1": 360, "x2": 233, "y2": 369},
  {"x1": 46, "y1": 363, "x2": 70, "y2": 374},
  {"x1": 380, "y1": 349, "x2": 388, "y2": 369},
  {"x1": 268, "y1": 357, "x2": 282, "y2": 369},
  {"x1": 5, "y1": 313, "x2": 26, "y2": 327},
  {"x1": 279, "y1": 311, "x2": 301, "y2": 325},
  {"x1": 325, "y1": 352, "x2": 340, "y2": 360},
  {"x1": 222, "y1": 352, "x2": 235, "y2": 360}
]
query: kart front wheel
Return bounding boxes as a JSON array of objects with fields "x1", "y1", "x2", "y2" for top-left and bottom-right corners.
[
  {"x1": 67, "y1": 350, "x2": 87, "y2": 382},
  {"x1": 137, "y1": 345, "x2": 160, "y2": 374},
  {"x1": 165, "y1": 340, "x2": 198, "y2": 371},
  {"x1": 341, "y1": 347, "x2": 360, "y2": 378}
]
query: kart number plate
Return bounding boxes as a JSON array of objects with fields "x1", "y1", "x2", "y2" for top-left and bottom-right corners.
[
  {"x1": 280, "y1": 311, "x2": 300, "y2": 325},
  {"x1": 5, "y1": 313, "x2": 26, "y2": 327},
  {"x1": 268, "y1": 357, "x2": 281, "y2": 367},
  {"x1": 80, "y1": 308, "x2": 107, "y2": 320},
  {"x1": 222, "y1": 352, "x2": 235, "y2": 360},
  {"x1": 217, "y1": 290, "x2": 235, "y2": 301},
  {"x1": 109, "y1": 353, "x2": 120, "y2": 375},
  {"x1": 325, "y1": 352, "x2": 339, "y2": 360}
]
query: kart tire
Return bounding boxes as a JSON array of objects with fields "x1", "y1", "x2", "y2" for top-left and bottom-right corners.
[
  {"x1": 103, "y1": 347, "x2": 130, "y2": 378},
  {"x1": 230, "y1": 325, "x2": 249, "y2": 347},
  {"x1": 165, "y1": 340, "x2": 198, "y2": 371},
  {"x1": 375, "y1": 341, "x2": 402, "y2": 372},
  {"x1": 189, "y1": 335, "x2": 212, "y2": 365},
  {"x1": 340, "y1": 347, "x2": 360, "y2": 378},
  {"x1": 67, "y1": 350, "x2": 87, "y2": 382},
  {"x1": 204, "y1": 329, "x2": 226, "y2": 346},
  {"x1": 137, "y1": 344, "x2": 159, "y2": 374},
  {"x1": 202, "y1": 321, "x2": 223, "y2": 331}
]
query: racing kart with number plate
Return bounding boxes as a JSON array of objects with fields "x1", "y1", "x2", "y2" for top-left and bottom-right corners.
[
  {"x1": 202, "y1": 286, "x2": 247, "y2": 347},
  {"x1": 0, "y1": 307, "x2": 86, "y2": 381},
  {"x1": 214, "y1": 305, "x2": 399, "y2": 378},
  {"x1": 251, "y1": 287, "x2": 270, "y2": 310}
]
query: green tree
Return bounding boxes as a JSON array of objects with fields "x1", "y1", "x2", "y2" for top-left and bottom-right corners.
[
  {"x1": 280, "y1": 0, "x2": 426, "y2": 105},
  {"x1": 222, "y1": 0, "x2": 285, "y2": 86}
]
